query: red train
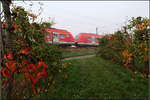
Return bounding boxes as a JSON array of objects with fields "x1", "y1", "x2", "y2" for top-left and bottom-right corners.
[
  {"x1": 75, "y1": 33, "x2": 102, "y2": 46},
  {"x1": 45, "y1": 28, "x2": 102, "y2": 47},
  {"x1": 1, "y1": 23, "x2": 102, "y2": 47},
  {"x1": 44, "y1": 28, "x2": 75, "y2": 46}
]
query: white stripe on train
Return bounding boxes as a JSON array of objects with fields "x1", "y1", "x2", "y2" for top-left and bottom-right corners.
[{"x1": 46, "y1": 41, "x2": 99, "y2": 45}]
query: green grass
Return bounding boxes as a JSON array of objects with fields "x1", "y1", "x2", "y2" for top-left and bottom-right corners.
[
  {"x1": 62, "y1": 51, "x2": 96, "y2": 58},
  {"x1": 41, "y1": 56, "x2": 148, "y2": 99}
]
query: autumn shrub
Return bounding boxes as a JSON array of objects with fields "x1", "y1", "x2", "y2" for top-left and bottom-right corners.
[
  {"x1": 1, "y1": 6, "x2": 71, "y2": 100},
  {"x1": 97, "y1": 31, "x2": 130, "y2": 64},
  {"x1": 125, "y1": 17, "x2": 150, "y2": 75},
  {"x1": 97, "y1": 17, "x2": 149, "y2": 77}
]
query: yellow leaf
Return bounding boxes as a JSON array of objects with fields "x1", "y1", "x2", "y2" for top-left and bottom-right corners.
[
  {"x1": 37, "y1": 87, "x2": 40, "y2": 93},
  {"x1": 128, "y1": 53, "x2": 132, "y2": 57},
  {"x1": 144, "y1": 48, "x2": 149, "y2": 52},
  {"x1": 69, "y1": 62, "x2": 72, "y2": 65},
  {"x1": 18, "y1": 28, "x2": 22, "y2": 32},
  {"x1": 53, "y1": 80, "x2": 55, "y2": 84},
  {"x1": 49, "y1": 76, "x2": 53, "y2": 80},
  {"x1": 63, "y1": 64, "x2": 67, "y2": 68},
  {"x1": 131, "y1": 78, "x2": 134, "y2": 81},
  {"x1": 134, "y1": 72, "x2": 137, "y2": 74},
  {"x1": 52, "y1": 62, "x2": 57, "y2": 66},
  {"x1": 24, "y1": 72, "x2": 30, "y2": 81},
  {"x1": 23, "y1": 96, "x2": 26, "y2": 99},
  {"x1": 58, "y1": 69, "x2": 62, "y2": 72},
  {"x1": 48, "y1": 82, "x2": 50, "y2": 86},
  {"x1": 144, "y1": 56, "x2": 149, "y2": 62},
  {"x1": 64, "y1": 74, "x2": 68, "y2": 78},
  {"x1": 45, "y1": 89, "x2": 48, "y2": 92},
  {"x1": 32, "y1": 29, "x2": 34, "y2": 34},
  {"x1": 146, "y1": 20, "x2": 150, "y2": 26},
  {"x1": 138, "y1": 24, "x2": 143, "y2": 30},
  {"x1": 128, "y1": 57, "x2": 132, "y2": 62}
]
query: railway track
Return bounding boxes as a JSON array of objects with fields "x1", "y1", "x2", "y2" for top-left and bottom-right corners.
[{"x1": 60, "y1": 47, "x2": 98, "y2": 53}]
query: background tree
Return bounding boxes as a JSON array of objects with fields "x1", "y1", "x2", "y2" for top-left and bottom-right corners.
[{"x1": 1, "y1": 1, "x2": 14, "y2": 100}]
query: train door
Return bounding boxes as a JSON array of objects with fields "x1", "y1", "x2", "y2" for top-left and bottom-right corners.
[
  {"x1": 92, "y1": 37, "x2": 95, "y2": 44},
  {"x1": 53, "y1": 32, "x2": 59, "y2": 44}
]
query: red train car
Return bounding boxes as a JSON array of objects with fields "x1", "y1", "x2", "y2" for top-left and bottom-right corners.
[
  {"x1": 75, "y1": 33, "x2": 102, "y2": 46},
  {"x1": 44, "y1": 28, "x2": 75, "y2": 46}
]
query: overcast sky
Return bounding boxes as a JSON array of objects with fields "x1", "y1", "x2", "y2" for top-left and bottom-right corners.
[{"x1": 12, "y1": 1, "x2": 149, "y2": 37}]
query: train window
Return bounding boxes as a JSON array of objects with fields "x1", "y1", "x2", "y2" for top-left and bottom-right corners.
[
  {"x1": 60, "y1": 34, "x2": 65, "y2": 39},
  {"x1": 92, "y1": 37, "x2": 95, "y2": 42},
  {"x1": 53, "y1": 32, "x2": 59, "y2": 34},
  {"x1": 88, "y1": 37, "x2": 92, "y2": 41},
  {"x1": 46, "y1": 35, "x2": 50, "y2": 39},
  {"x1": 67, "y1": 34, "x2": 69, "y2": 38}
]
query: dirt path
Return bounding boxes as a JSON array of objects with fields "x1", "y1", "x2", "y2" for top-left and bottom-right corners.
[
  {"x1": 60, "y1": 47, "x2": 97, "y2": 53},
  {"x1": 62, "y1": 54, "x2": 96, "y2": 61}
]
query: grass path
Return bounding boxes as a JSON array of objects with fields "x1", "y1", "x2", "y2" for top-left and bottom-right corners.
[
  {"x1": 46, "y1": 57, "x2": 148, "y2": 100},
  {"x1": 62, "y1": 50, "x2": 96, "y2": 58}
]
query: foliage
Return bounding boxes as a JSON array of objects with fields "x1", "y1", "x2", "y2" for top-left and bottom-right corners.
[
  {"x1": 97, "y1": 16, "x2": 150, "y2": 77},
  {"x1": 41, "y1": 22, "x2": 54, "y2": 29},
  {"x1": 97, "y1": 31, "x2": 130, "y2": 64},
  {"x1": 126, "y1": 17, "x2": 149, "y2": 73},
  {"x1": 1, "y1": 6, "x2": 70, "y2": 100}
]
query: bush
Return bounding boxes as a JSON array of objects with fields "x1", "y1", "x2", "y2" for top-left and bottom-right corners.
[
  {"x1": 97, "y1": 31, "x2": 129, "y2": 64},
  {"x1": 126, "y1": 17, "x2": 149, "y2": 75},
  {"x1": 1, "y1": 6, "x2": 71, "y2": 100},
  {"x1": 97, "y1": 17, "x2": 150, "y2": 77}
]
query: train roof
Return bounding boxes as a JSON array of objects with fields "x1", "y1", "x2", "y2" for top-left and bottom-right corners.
[
  {"x1": 79, "y1": 33, "x2": 101, "y2": 36},
  {"x1": 49, "y1": 28, "x2": 68, "y2": 31},
  {"x1": 46, "y1": 28, "x2": 72, "y2": 35}
]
